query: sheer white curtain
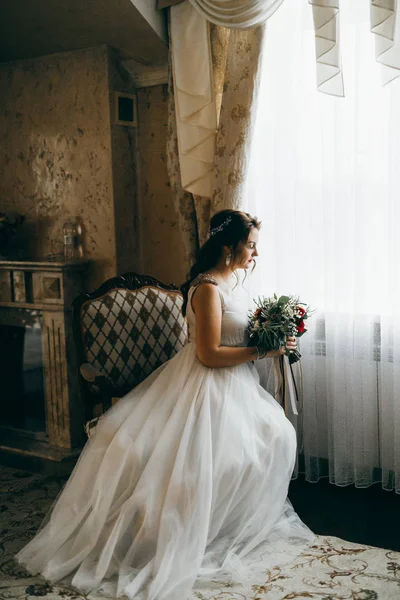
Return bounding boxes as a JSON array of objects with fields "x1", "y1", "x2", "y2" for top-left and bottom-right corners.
[{"x1": 245, "y1": 0, "x2": 400, "y2": 492}]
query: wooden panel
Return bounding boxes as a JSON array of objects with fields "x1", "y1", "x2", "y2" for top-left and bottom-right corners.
[
  {"x1": 42, "y1": 311, "x2": 70, "y2": 448},
  {"x1": 0, "y1": 271, "x2": 12, "y2": 302},
  {"x1": 41, "y1": 309, "x2": 84, "y2": 449},
  {"x1": 42, "y1": 276, "x2": 61, "y2": 299},
  {"x1": 12, "y1": 270, "x2": 26, "y2": 302},
  {"x1": 32, "y1": 271, "x2": 64, "y2": 305}
]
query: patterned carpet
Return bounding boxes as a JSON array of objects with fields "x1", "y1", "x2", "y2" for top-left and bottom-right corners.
[{"x1": 1, "y1": 465, "x2": 400, "y2": 599}]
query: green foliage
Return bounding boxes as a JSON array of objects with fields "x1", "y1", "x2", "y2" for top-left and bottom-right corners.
[{"x1": 247, "y1": 294, "x2": 313, "y2": 363}]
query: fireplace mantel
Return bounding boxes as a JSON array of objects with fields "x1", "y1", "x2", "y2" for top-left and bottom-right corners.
[
  {"x1": 0, "y1": 258, "x2": 90, "y2": 462},
  {"x1": 0, "y1": 258, "x2": 89, "y2": 308}
]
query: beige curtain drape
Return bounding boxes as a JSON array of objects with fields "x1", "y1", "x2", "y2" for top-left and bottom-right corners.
[
  {"x1": 211, "y1": 26, "x2": 265, "y2": 220},
  {"x1": 167, "y1": 54, "x2": 199, "y2": 270},
  {"x1": 157, "y1": 0, "x2": 183, "y2": 8},
  {"x1": 187, "y1": 0, "x2": 284, "y2": 27},
  {"x1": 167, "y1": 19, "x2": 265, "y2": 265}
]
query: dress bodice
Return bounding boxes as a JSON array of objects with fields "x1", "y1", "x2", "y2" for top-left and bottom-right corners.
[{"x1": 186, "y1": 274, "x2": 250, "y2": 347}]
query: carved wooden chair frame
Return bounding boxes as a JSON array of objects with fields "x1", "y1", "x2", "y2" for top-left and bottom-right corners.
[{"x1": 72, "y1": 272, "x2": 184, "y2": 431}]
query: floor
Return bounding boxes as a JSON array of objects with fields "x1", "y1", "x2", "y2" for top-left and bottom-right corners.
[
  {"x1": 289, "y1": 474, "x2": 400, "y2": 552},
  {"x1": 2, "y1": 462, "x2": 400, "y2": 599}
]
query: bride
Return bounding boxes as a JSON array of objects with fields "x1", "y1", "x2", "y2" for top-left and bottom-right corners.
[{"x1": 16, "y1": 209, "x2": 314, "y2": 599}]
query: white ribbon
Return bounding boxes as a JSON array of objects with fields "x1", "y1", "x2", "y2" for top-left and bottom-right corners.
[{"x1": 274, "y1": 355, "x2": 299, "y2": 416}]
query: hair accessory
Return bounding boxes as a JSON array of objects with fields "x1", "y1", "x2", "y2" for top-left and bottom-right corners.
[{"x1": 209, "y1": 215, "x2": 232, "y2": 237}]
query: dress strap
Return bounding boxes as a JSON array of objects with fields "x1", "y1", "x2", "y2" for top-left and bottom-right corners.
[
  {"x1": 190, "y1": 274, "x2": 219, "y2": 288},
  {"x1": 189, "y1": 274, "x2": 225, "y2": 312}
]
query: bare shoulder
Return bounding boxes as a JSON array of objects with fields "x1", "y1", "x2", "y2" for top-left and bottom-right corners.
[
  {"x1": 191, "y1": 280, "x2": 221, "y2": 314},
  {"x1": 192, "y1": 281, "x2": 220, "y2": 302}
]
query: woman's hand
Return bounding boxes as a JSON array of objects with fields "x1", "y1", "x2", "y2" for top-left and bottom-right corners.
[
  {"x1": 284, "y1": 336, "x2": 297, "y2": 354},
  {"x1": 266, "y1": 336, "x2": 297, "y2": 358}
]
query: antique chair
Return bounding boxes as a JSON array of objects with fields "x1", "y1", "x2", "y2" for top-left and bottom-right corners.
[{"x1": 72, "y1": 272, "x2": 187, "y2": 435}]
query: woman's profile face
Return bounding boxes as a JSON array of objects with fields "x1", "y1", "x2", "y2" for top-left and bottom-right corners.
[{"x1": 233, "y1": 227, "x2": 259, "y2": 270}]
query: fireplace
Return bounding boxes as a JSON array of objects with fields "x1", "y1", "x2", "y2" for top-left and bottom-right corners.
[
  {"x1": 0, "y1": 311, "x2": 45, "y2": 432},
  {"x1": 0, "y1": 259, "x2": 90, "y2": 460}
]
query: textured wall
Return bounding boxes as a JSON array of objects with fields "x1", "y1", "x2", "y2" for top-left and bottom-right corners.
[
  {"x1": 0, "y1": 49, "x2": 187, "y2": 290},
  {"x1": 107, "y1": 48, "x2": 139, "y2": 276},
  {"x1": 136, "y1": 84, "x2": 188, "y2": 287},
  {"x1": 0, "y1": 46, "x2": 116, "y2": 288}
]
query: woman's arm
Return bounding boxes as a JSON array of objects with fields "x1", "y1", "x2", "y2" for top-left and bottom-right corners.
[{"x1": 191, "y1": 283, "x2": 287, "y2": 368}]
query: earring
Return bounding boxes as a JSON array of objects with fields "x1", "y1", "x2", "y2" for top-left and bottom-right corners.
[{"x1": 225, "y1": 252, "x2": 232, "y2": 267}]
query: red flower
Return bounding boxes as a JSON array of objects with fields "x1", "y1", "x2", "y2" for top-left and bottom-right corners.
[
  {"x1": 296, "y1": 320, "x2": 305, "y2": 333},
  {"x1": 297, "y1": 306, "x2": 306, "y2": 317}
]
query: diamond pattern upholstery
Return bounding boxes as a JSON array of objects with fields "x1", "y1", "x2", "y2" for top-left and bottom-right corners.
[{"x1": 79, "y1": 286, "x2": 187, "y2": 395}]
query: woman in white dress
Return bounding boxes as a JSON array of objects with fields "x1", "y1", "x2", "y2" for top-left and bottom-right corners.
[{"x1": 16, "y1": 209, "x2": 314, "y2": 599}]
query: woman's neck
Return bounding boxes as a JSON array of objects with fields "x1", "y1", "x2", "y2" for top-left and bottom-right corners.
[{"x1": 206, "y1": 262, "x2": 236, "y2": 286}]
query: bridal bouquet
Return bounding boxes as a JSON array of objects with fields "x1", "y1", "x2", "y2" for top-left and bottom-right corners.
[{"x1": 247, "y1": 294, "x2": 312, "y2": 364}]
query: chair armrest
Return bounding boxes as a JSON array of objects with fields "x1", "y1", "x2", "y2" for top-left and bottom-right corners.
[
  {"x1": 80, "y1": 363, "x2": 119, "y2": 413},
  {"x1": 80, "y1": 363, "x2": 104, "y2": 383},
  {"x1": 84, "y1": 415, "x2": 102, "y2": 438}
]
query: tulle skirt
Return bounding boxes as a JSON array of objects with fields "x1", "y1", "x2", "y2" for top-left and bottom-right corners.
[{"x1": 16, "y1": 343, "x2": 314, "y2": 599}]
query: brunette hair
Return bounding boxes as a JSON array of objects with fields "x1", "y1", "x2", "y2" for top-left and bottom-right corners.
[{"x1": 181, "y1": 209, "x2": 261, "y2": 316}]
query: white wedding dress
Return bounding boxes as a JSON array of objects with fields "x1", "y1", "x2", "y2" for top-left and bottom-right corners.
[{"x1": 16, "y1": 275, "x2": 314, "y2": 600}]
